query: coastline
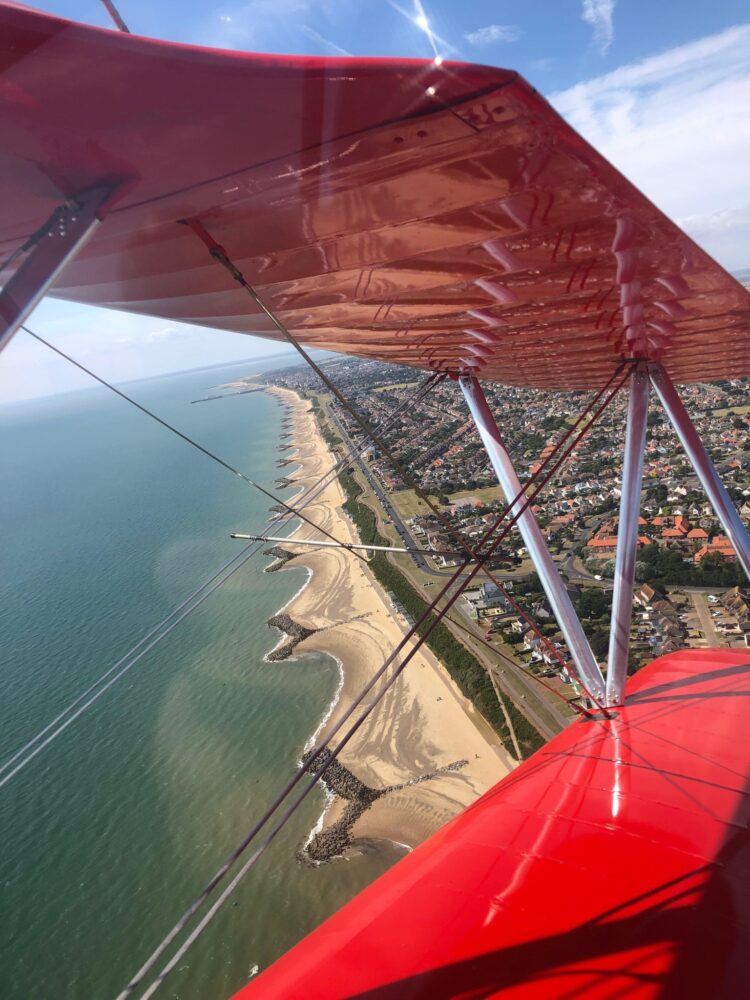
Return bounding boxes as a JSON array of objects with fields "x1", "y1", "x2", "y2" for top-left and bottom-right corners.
[{"x1": 264, "y1": 386, "x2": 515, "y2": 856}]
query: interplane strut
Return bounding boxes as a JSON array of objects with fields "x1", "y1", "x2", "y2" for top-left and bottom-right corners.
[
  {"x1": 460, "y1": 375, "x2": 607, "y2": 704},
  {"x1": 606, "y1": 368, "x2": 650, "y2": 706},
  {"x1": 0, "y1": 187, "x2": 113, "y2": 354}
]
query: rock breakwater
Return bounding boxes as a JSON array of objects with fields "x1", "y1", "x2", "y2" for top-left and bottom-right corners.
[
  {"x1": 300, "y1": 749, "x2": 468, "y2": 863},
  {"x1": 264, "y1": 546, "x2": 295, "y2": 573},
  {"x1": 267, "y1": 613, "x2": 318, "y2": 661}
]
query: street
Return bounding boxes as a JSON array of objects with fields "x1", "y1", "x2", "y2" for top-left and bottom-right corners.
[{"x1": 324, "y1": 399, "x2": 575, "y2": 740}]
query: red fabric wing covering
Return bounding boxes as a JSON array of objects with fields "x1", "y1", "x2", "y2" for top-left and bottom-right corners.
[
  {"x1": 234, "y1": 649, "x2": 750, "y2": 999},
  {"x1": 1, "y1": 3, "x2": 749, "y2": 389}
]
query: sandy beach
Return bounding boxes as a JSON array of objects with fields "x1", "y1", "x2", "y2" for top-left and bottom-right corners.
[{"x1": 265, "y1": 387, "x2": 515, "y2": 855}]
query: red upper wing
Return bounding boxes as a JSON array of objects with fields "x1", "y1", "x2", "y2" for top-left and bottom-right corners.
[{"x1": 1, "y1": 1, "x2": 749, "y2": 388}]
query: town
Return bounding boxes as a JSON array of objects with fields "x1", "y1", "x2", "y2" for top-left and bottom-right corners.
[{"x1": 261, "y1": 357, "x2": 750, "y2": 735}]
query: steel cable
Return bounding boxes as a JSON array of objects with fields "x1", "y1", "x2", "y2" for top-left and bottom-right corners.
[
  {"x1": 2, "y1": 333, "x2": 438, "y2": 787},
  {"x1": 22, "y1": 327, "x2": 368, "y2": 560},
  {"x1": 186, "y1": 221, "x2": 621, "y2": 692},
  {"x1": 119, "y1": 366, "x2": 626, "y2": 999}
]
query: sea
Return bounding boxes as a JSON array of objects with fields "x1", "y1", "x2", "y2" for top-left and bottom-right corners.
[{"x1": 0, "y1": 357, "x2": 406, "y2": 1000}]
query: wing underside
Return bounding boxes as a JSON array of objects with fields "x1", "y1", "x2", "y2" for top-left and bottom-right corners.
[{"x1": 1, "y1": 2, "x2": 749, "y2": 389}]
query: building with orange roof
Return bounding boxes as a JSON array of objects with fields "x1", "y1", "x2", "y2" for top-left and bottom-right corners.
[
  {"x1": 587, "y1": 537, "x2": 618, "y2": 550},
  {"x1": 662, "y1": 527, "x2": 685, "y2": 538},
  {"x1": 694, "y1": 536, "x2": 737, "y2": 563},
  {"x1": 587, "y1": 536, "x2": 650, "y2": 554}
]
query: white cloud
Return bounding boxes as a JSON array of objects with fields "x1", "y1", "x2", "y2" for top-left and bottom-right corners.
[
  {"x1": 464, "y1": 24, "x2": 522, "y2": 47},
  {"x1": 581, "y1": 0, "x2": 616, "y2": 55},
  {"x1": 0, "y1": 301, "x2": 294, "y2": 404},
  {"x1": 676, "y1": 205, "x2": 750, "y2": 272},
  {"x1": 550, "y1": 24, "x2": 750, "y2": 269}
]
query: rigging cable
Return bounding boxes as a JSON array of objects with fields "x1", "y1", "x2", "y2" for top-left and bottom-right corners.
[
  {"x1": 321, "y1": 390, "x2": 592, "y2": 727},
  {"x1": 186, "y1": 220, "x2": 614, "y2": 695},
  {"x1": 269, "y1": 375, "x2": 555, "y2": 735},
  {"x1": 22, "y1": 327, "x2": 367, "y2": 561},
  {"x1": 2, "y1": 334, "x2": 439, "y2": 787},
  {"x1": 99, "y1": 0, "x2": 131, "y2": 32},
  {"x1": 1, "y1": 541, "x2": 262, "y2": 790},
  {"x1": 187, "y1": 219, "x2": 574, "y2": 755},
  {"x1": 118, "y1": 366, "x2": 626, "y2": 999}
]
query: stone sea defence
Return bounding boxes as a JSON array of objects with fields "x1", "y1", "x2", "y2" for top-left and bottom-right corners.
[
  {"x1": 264, "y1": 546, "x2": 296, "y2": 573},
  {"x1": 300, "y1": 749, "x2": 468, "y2": 863},
  {"x1": 266, "y1": 613, "x2": 318, "y2": 661}
]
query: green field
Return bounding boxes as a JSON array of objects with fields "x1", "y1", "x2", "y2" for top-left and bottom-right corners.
[
  {"x1": 713, "y1": 405, "x2": 750, "y2": 417},
  {"x1": 372, "y1": 381, "x2": 421, "y2": 393},
  {"x1": 391, "y1": 484, "x2": 506, "y2": 518}
]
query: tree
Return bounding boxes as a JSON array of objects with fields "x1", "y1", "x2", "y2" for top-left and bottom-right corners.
[
  {"x1": 590, "y1": 630, "x2": 609, "y2": 658},
  {"x1": 576, "y1": 587, "x2": 610, "y2": 620},
  {"x1": 650, "y1": 483, "x2": 668, "y2": 505}
]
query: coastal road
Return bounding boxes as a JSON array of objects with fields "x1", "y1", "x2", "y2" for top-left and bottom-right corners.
[
  {"x1": 396, "y1": 561, "x2": 574, "y2": 740},
  {"x1": 451, "y1": 600, "x2": 575, "y2": 738},
  {"x1": 328, "y1": 403, "x2": 555, "y2": 587},
  {"x1": 325, "y1": 400, "x2": 576, "y2": 739},
  {"x1": 326, "y1": 404, "x2": 431, "y2": 570}
]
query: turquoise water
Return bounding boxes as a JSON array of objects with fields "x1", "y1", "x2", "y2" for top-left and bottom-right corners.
[{"x1": 1, "y1": 361, "x2": 404, "y2": 999}]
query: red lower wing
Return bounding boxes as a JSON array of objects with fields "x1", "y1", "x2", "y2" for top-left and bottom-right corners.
[{"x1": 235, "y1": 650, "x2": 750, "y2": 999}]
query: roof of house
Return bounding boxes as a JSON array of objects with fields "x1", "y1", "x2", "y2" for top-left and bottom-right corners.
[{"x1": 587, "y1": 537, "x2": 618, "y2": 548}]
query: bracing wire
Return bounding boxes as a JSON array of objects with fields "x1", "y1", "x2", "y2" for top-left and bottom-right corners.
[
  {"x1": 14, "y1": 220, "x2": 625, "y2": 996},
  {"x1": 118, "y1": 366, "x2": 626, "y2": 999},
  {"x1": 186, "y1": 222, "x2": 620, "y2": 693},
  {"x1": 99, "y1": 0, "x2": 131, "y2": 32},
  {"x1": 22, "y1": 327, "x2": 369, "y2": 561},
  {"x1": 1, "y1": 349, "x2": 439, "y2": 788},
  {"x1": 0, "y1": 541, "x2": 256, "y2": 785},
  {"x1": 0, "y1": 542, "x2": 263, "y2": 790}
]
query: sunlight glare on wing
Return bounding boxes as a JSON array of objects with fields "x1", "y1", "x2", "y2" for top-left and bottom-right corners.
[{"x1": 385, "y1": 0, "x2": 457, "y2": 64}]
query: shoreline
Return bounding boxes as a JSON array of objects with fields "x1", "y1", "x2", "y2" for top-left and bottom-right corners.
[{"x1": 263, "y1": 385, "x2": 515, "y2": 858}]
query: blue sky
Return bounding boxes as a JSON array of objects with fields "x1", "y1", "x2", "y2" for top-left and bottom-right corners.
[{"x1": 3, "y1": 0, "x2": 749, "y2": 401}]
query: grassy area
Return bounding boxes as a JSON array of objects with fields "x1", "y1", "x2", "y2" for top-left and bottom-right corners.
[
  {"x1": 372, "y1": 381, "x2": 421, "y2": 393},
  {"x1": 713, "y1": 404, "x2": 750, "y2": 417},
  {"x1": 337, "y1": 468, "x2": 545, "y2": 760},
  {"x1": 391, "y1": 484, "x2": 506, "y2": 518}
]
